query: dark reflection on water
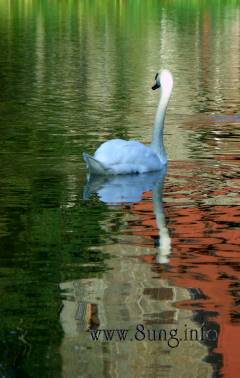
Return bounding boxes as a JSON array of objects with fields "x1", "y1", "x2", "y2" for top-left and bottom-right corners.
[{"x1": 0, "y1": 0, "x2": 240, "y2": 377}]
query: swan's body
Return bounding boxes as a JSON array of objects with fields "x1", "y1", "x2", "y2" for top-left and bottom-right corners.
[
  {"x1": 86, "y1": 139, "x2": 162, "y2": 175},
  {"x1": 83, "y1": 69, "x2": 173, "y2": 175}
]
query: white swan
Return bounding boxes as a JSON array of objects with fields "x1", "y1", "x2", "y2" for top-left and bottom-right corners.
[{"x1": 83, "y1": 69, "x2": 173, "y2": 175}]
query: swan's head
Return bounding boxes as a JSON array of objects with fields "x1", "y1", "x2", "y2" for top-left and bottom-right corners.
[{"x1": 152, "y1": 69, "x2": 173, "y2": 94}]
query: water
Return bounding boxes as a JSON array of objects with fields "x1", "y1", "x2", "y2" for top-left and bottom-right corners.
[{"x1": 0, "y1": 1, "x2": 239, "y2": 377}]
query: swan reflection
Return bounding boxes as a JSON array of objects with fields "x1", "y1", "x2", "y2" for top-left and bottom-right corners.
[
  {"x1": 84, "y1": 169, "x2": 171, "y2": 264},
  {"x1": 59, "y1": 172, "x2": 212, "y2": 378}
]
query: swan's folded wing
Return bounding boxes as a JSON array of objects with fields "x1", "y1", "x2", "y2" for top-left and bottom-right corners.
[{"x1": 94, "y1": 140, "x2": 161, "y2": 172}]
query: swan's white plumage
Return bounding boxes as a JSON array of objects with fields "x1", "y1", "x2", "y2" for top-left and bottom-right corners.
[
  {"x1": 83, "y1": 69, "x2": 173, "y2": 176},
  {"x1": 93, "y1": 139, "x2": 162, "y2": 174}
]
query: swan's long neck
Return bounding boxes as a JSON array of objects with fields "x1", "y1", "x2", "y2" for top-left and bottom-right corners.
[{"x1": 151, "y1": 76, "x2": 173, "y2": 163}]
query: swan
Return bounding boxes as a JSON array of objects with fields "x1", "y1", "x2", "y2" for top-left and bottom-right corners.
[{"x1": 83, "y1": 69, "x2": 173, "y2": 175}]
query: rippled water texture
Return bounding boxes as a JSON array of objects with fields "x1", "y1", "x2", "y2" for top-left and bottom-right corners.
[{"x1": 0, "y1": 1, "x2": 239, "y2": 377}]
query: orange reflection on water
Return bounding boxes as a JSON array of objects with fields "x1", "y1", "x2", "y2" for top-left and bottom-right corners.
[{"x1": 126, "y1": 161, "x2": 240, "y2": 378}]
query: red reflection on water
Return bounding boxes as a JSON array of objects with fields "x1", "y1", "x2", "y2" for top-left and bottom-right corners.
[{"x1": 126, "y1": 161, "x2": 240, "y2": 378}]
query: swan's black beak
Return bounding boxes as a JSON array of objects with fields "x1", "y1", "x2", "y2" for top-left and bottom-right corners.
[
  {"x1": 152, "y1": 72, "x2": 161, "y2": 90},
  {"x1": 152, "y1": 83, "x2": 160, "y2": 90}
]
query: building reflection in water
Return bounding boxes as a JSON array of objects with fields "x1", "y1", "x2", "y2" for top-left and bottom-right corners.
[{"x1": 60, "y1": 171, "x2": 213, "y2": 378}]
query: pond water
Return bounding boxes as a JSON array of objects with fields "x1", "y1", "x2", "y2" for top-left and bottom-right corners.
[{"x1": 0, "y1": 1, "x2": 239, "y2": 377}]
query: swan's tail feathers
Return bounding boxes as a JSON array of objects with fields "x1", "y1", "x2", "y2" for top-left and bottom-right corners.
[{"x1": 83, "y1": 153, "x2": 108, "y2": 175}]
